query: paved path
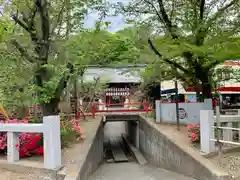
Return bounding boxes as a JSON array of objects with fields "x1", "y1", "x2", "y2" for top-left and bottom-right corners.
[{"x1": 89, "y1": 163, "x2": 195, "y2": 180}]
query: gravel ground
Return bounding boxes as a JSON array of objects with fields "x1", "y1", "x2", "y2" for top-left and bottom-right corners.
[
  {"x1": 0, "y1": 169, "x2": 52, "y2": 180},
  {"x1": 210, "y1": 152, "x2": 240, "y2": 179}
]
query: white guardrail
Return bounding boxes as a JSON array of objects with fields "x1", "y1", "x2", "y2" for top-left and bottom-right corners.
[
  {"x1": 200, "y1": 110, "x2": 240, "y2": 153},
  {"x1": 0, "y1": 116, "x2": 61, "y2": 169}
]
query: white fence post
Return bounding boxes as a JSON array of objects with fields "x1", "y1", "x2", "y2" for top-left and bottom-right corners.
[
  {"x1": 223, "y1": 122, "x2": 233, "y2": 142},
  {"x1": 200, "y1": 110, "x2": 214, "y2": 153},
  {"x1": 43, "y1": 116, "x2": 61, "y2": 169},
  {"x1": 7, "y1": 132, "x2": 19, "y2": 163},
  {"x1": 155, "y1": 100, "x2": 161, "y2": 123},
  {"x1": 99, "y1": 99, "x2": 106, "y2": 121},
  {"x1": 124, "y1": 98, "x2": 129, "y2": 109},
  {"x1": 238, "y1": 110, "x2": 240, "y2": 142},
  {"x1": 98, "y1": 99, "x2": 104, "y2": 111}
]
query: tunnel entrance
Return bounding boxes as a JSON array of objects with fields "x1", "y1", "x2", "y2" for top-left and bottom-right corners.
[{"x1": 103, "y1": 115, "x2": 147, "y2": 165}]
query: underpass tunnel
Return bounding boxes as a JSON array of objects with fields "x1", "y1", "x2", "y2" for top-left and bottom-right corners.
[{"x1": 103, "y1": 115, "x2": 142, "y2": 164}]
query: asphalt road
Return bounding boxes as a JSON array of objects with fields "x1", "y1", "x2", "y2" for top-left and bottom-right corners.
[{"x1": 89, "y1": 162, "x2": 196, "y2": 180}]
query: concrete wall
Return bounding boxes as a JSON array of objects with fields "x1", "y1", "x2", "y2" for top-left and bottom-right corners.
[
  {"x1": 156, "y1": 99, "x2": 212, "y2": 124},
  {"x1": 104, "y1": 122, "x2": 127, "y2": 141},
  {"x1": 78, "y1": 122, "x2": 104, "y2": 180},
  {"x1": 131, "y1": 115, "x2": 230, "y2": 180}
]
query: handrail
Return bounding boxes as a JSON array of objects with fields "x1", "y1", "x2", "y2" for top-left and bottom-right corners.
[
  {"x1": 94, "y1": 102, "x2": 149, "y2": 106},
  {"x1": 91, "y1": 101, "x2": 151, "y2": 117}
]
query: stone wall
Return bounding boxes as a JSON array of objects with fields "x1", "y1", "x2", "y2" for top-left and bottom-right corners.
[
  {"x1": 78, "y1": 122, "x2": 104, "y2": 180},
  {"x1": 136, "y1": 115, "x2": 230, "y2": 180}
]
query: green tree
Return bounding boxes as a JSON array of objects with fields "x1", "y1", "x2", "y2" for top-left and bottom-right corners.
[
  {"x1": 64, "y1": 25, "x2": 140, "y2": 116},
  {"x1": 112, "y1": 0, "x2": 240, "y2": 99},
  {"x1": 0, "y1": 0, "x2": 103, "y2": 115}
]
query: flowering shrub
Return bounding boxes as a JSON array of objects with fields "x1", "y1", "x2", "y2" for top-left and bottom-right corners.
[
  {"x1": 187, "y1": 124, "x2": 200, "y2": 143},
  {"x1": 71, "y1": 119, "x2": 84, "y2": 136},
  {"x1": 0, "y1": 117, "x2": 85, "y2": 158},
  {"x1": 0, "y1": 119, "x2": 43, "y2": 157}
]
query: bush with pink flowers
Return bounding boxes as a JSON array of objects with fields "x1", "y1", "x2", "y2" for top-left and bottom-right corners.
[
  {"x1": 187, "y1": 124, "x2": 200, "y2": 143},
  {"x1": 0, "y1": 117, "x2": 84, "y2": 158},
  {"x1": 0, "y1": 119, "x2": 43, "y2": 157}
]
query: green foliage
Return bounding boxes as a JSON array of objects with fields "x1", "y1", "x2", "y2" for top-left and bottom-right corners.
[
  {"x1": 117, "y1": 25, "x2": 158, "y2": 64},
  {"x1": 61, "y1": 128, "x2": 77, "y2": 148},
  {"x1": 65, "y1": 29, "x2": 140, "y2": 66},
  {"x1": 108, "y1": 0, "x2": 240, "y2": 98}
]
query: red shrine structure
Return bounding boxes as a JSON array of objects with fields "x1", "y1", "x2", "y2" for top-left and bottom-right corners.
[{"x1": 84, "y1": 65, "x2": 145, "y2": 107}]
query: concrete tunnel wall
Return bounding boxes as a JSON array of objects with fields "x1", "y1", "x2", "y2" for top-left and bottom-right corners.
[
  {"x1": 127, "y1": 115, "x2": 230, "y2": 180},
  {"x1": 77, "y1": 121, "x2": 104, "y2": 180},
  {"x1": 76, "y1": 115, "x2": 230, "y2": 180}
]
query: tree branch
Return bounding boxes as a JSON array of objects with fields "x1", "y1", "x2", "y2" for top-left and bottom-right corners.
[
  {"x1": 157, "y1": 0, "x2": 178, "y2": 39},
  {"x1": 148, "y1": 38, "x2": 191, "y2": 74},
  {"x1": 36, "y1": 0, "x2": 50, "y2": 42},
  {"x1": 205, "y1": 0, "x2": 238, "y2": 30},
  {"x1": 10, "y1": 39, "x2": 35, "y2": 63},
  {"x1": 12, "y1": 15, "x2": 29, "y2": 31},
  {"x1": 12, "y1": 9, "x2": 38, "y2": 43},
  {"x1": 143, "y1": 0, "x2": 165, "y2": 24},
  {"x1": 195, "y1": 21, "x2": 206, "y2": 45},
  {"x1": 35, "y1": 0, "x2": 50, "y2": 63},
  {"x1": 195, "y1": 0, "x2": 237, "y2": 46},
  {"x1": 199, "y1": 0, "x2": 205, "y2": 21},
  {"x1": 55, "y1": 62, "x2": 74, "y2": 98},
  {"x1": 51, "y1": 0, "x2": 66, "y2": 36}
]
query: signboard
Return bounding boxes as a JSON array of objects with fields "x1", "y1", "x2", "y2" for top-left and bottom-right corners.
[{"x1": 104, "y1": 88, "x2": 130, "y2": 96}]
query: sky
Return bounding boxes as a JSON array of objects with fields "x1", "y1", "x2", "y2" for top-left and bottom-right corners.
[
  {"x1": 84, "y1": 13, "x2": 129, "y2": 32},
  {"x1": 83, "y1": 0, "x2": 130, "y2": 32}
]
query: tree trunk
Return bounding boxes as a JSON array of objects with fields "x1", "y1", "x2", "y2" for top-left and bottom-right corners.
[
  {"x1": 42, "y1": 98, "x2": 60, "y2": 116},
  {"x1": 195, "y1": 81, "x2": 202, "y2": 102},
  {"x1": 201, "y1": 82, "x2": 212, "y2": 99}
]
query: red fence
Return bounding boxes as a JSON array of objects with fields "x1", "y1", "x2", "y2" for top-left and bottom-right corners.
[{"x1": 91, "y1": 102, "x2": 151, "y2": 117}]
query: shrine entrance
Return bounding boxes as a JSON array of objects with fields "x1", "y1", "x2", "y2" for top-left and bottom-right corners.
[{"x1": 104, "y1": 88, "x2": 130, "y2": 107}]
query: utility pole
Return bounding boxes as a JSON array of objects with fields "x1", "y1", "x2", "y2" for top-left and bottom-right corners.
[{"x1": 175, "y1": 80, "x2": 180, "y2": 131}]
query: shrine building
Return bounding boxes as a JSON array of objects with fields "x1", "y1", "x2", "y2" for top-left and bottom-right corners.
[{"x1": 83, "y1": 65, "x2": 146, "y2": 106}]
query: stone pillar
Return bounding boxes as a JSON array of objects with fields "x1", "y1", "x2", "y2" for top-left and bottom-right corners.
[
  {"x1": 7, "y1": 132, "x2": 19, "y2": 163},
  {"x1": 43, "y1": 115, "x2": 62, "y2": 169},
  {"x1": 200, "y1": 110, "x2": 214, "y2": 153}
]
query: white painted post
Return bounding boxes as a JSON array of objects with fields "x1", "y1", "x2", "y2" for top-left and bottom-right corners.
[
  {"x1": 99, "y1": 99, "x2": 106, "y2": 121},
  {"x1": 124, "y1": 98, "x2": 129, "y2": 109},
  {"x1": 200, "y1": 110, "x2": 214, "y2": 153},
  {"x1": 79, "y1": 98, "x2": 83, "y2": 106},
  {"x1": 7, "y1": 132, "x2": 19, "y2": 163},
  {"x1": 155, "y1": 100, "x2": 161, "y2": 123},
  {"x1": 238, "y1": 110, "x2": 240, "y2": 142},
  {"x1": 43, "y1": 116, "x2": 61, "y2": 169},
  {"x1": 98, "y1": 99, "x2": 104, "y2": 111},
  {"x1": 223, "y1": 122, "x2": 233, "y2": 142},
  {"x1": 237, "y1": 109, "x2": 240, "y2": 115}
]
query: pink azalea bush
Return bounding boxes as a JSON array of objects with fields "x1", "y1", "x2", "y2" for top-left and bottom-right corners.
[
  {"x1": 0, "y1": 119, "x2": 43, "y2": 157},
  {"x1": 187, "y1": 124, "x2": 200, "y2": 143},
  {"x1": 0, "y1": 118, "x2": 84, "y2": 158}
]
